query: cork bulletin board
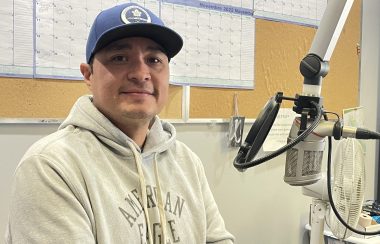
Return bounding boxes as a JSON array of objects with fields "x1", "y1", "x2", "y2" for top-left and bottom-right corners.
[
  {"x1": 0, "y1": 78, "x2": 183, "y2": 119},
  {"x1": 0, "y1": 0, "x2": 361, "y2": 121},
  {"x1": 190, "y1": 0, "x2": 361, "y2": 119}
]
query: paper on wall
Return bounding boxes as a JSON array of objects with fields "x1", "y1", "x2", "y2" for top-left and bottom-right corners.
[{"x1": 263, "y1": 108, "x2": 296, "y2": 152}]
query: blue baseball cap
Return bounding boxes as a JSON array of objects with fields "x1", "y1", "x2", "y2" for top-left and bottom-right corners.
[{"x1": 86, "y1": 3, "x2": 183, "y2": 63}]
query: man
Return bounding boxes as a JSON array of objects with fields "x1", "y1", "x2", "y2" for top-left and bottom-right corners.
[{"x1": 6, "y1": 3, "x2": 234, "y2": 244}]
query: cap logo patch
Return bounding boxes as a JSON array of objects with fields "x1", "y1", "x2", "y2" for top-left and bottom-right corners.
[{"x1": 121, "y1": 6, "x2": 151, "y2": 24}]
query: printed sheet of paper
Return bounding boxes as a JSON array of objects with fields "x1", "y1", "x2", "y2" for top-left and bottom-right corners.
[
  {"x1": 1, "y1": 0, "x2": 326, "y2": 87},
  {"x1": 34, "y1": 0, "x2": 255, "y2": 88},
  {"x1": 0, "y1": 0, "x2": 33, "y2": 76},
  {"x1": 34, "y1": 0, "x2": 160, "y2": 79},
  {"x1": 343, "y1": 106, "x2": 366, "y2": 152},
  {"x1": 159, "y1": 0, "x2": 255, "y2": 88},
  {"x1": 263, "y1": 108, "x2": 296, "y2": 152},
  {"x1": 253, "y1": 0, "x2": 327, "y2": 27}
]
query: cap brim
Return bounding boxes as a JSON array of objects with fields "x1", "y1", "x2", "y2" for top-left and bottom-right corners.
[{"x1": 91, "y1": 23, "x2": 183, "y2": 61}]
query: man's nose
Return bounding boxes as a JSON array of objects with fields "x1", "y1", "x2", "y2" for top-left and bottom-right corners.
[{"x1": 127, "y1": 58, "x2": 151, "y2": 82}]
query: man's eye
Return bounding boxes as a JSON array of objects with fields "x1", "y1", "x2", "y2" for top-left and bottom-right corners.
[
  {"x1": 147, "y1": 57, "x2": 161, "y2": 64},
  {"x1": 112, "y1": 56, "x2": 128, "y2": 62}
]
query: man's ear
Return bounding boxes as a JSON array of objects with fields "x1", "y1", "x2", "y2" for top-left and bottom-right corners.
[{"x1": 80, "y1": 63, "x2": 93, "y2": 89}]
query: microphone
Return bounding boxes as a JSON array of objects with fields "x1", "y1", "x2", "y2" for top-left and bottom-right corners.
[
  {"x1": 283, "y1": 117, "x2": 380, "y2": 186},
  {"x1": 284, "y1": 118, "x2": 325, "y2": 186}
]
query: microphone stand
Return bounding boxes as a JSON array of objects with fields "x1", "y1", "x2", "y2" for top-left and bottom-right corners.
[{"x1": 294, "y1": 53, "x2": 328, "y2": 136}]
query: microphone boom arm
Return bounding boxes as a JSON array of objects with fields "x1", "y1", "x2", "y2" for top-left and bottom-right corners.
[
  {"x1": 288, "y1": 0, "x2": 354, "y2": 156},
  {"x1": 299, "y1": 0, "x2": 354, "y2": 99}
]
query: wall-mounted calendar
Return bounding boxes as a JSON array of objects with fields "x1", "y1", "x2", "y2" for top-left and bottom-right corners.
[{"x1": 0, "y1": 0, "x2": 326, "y2": 89}]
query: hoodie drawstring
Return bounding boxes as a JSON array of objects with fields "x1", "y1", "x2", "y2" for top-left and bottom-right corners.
[
  {"x1": 127, "y1": 141, "x2": 169, "y2": 244},
  {"x1": 127, "y1": 141, "x2": 153, "y2": 244},
  {"x1": 153, "y1": 153, "x2": 169, "y2": 243}
]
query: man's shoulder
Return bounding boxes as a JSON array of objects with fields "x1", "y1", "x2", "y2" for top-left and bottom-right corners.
[
  {"x1": 26, "y1": 125, "x2": 83, "y2": 153},
  {"x1": 20, "y1": 125, "x2": 94, "y2": 166},
  {"x1": 169, "y1": 139, "x2": 202, "y2": 164}
]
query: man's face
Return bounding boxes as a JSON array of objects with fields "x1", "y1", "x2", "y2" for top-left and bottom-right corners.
[{"x1": 82, "y1": 37, "x2": 170, "y2": 127}]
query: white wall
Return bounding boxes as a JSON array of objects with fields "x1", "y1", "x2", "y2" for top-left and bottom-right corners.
[
  {"x1": 1, "y1": 1, "x2": 380, "y2": 243},
  {"x1": 359, "y1": 0, "x2": 380, "y2": 199}
]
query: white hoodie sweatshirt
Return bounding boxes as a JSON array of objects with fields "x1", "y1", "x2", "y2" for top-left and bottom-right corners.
[{"x1": 6, "y1": 95, "x2": 235, "y2": 244}]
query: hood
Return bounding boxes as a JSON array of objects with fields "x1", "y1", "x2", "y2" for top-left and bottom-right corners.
[{"x1": 59, "y1": 95, "x2": 176, "y2": 155}]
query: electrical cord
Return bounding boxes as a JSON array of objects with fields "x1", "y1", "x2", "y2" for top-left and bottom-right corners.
[{"x1": 233, "y1": 100, "x2": 323, "y2": 170}]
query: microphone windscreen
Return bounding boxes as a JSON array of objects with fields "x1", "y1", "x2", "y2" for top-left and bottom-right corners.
[{"x1": 284, "y1": 140, "x2": 324, "y2": 186}]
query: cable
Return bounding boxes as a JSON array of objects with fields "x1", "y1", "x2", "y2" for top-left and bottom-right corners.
[
  {"x1": 234, "y1": 101, "x2": 323, "y2": 170},
  {"x1": 324, "y1": 111, "x2": 340, "y2": 121}
]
